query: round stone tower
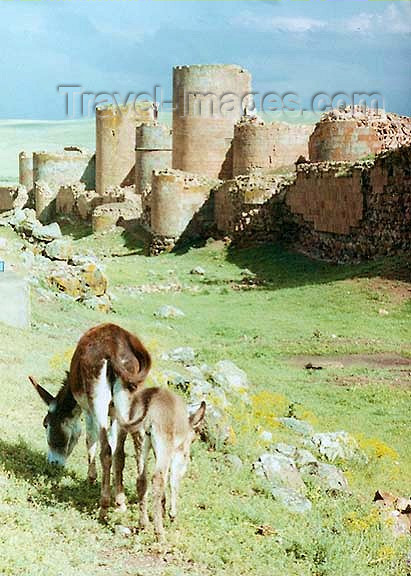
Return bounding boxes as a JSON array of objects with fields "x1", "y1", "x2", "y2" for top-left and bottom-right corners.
[
  {"x1": 172, "y1": 64, "x2": 252, "y2": 180},
  {"x1": 135, "y1": 123, "x2": 172, "y2": 196},
  {"x1": 233, "y1": 119, "x2": 313, "y2": 176},
  {"x1": 96, "y1": 102, "x2": 153, "y2": 196}
]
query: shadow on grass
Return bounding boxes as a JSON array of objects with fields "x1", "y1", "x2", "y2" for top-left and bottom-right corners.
[
  {"x1": 0, "y1": 437, "x2": 100, "y2": 514},
  {"x1": 225, "y1": 243, "x2": 411, "y2": 290},
  {"x1": 57, "y1": 218, "x2": 93, "y2": 240}
]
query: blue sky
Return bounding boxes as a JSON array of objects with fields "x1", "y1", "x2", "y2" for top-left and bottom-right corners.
[{"x1": 0, "y1": 0, "x2": 410, "y2": 119}]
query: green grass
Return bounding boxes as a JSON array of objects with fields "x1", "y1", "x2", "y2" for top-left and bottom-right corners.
[{"x1": 0, "y1": 226, "x2": 410, "y2": 575}]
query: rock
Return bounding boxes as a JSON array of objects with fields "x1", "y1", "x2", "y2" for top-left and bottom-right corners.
[
  {"x1": 307, "y1": 431, "x2": 364, "y2": 462},
  {"x1": 277, "y1": 417, "x2": 314, "y2": 437},
  {"x1": 294, "y1": 449, "x2": 318, "y2": 468},
  {"x1": 162, "y1": 347, "x2": 196, "y2": 364},
  {"x1": 48, "y1": 272, "x2": 82, "y2": 299},
  {"x1": 379, "y1": 308, "x2": 389, "y2": 316},
  {"x1": 254, "y1": 452, "x2": 306, "y2": 493},
  {"x1": 32, "y1": 222, "x2": 62, "y2": 242},
  {"x1": 190, "y1": 266, "x2": 205, "y2": 276},
  {"x1": 79, "y1": 263, "x2": 108, "y2": 297},
  {"x1": 224, "y1": 454, "x2": 243, "y2": 471},
  {"x1": 212, "y1": 360, "x2": 249, "y2": 394},
  {"x1": 56, "y1": 183, "x2": 84, "y2": 215},
  {"x1": 154, "y1": 305, "x2": 185, "y2": 319},
  {"x1": 301, "y1": 461, "x2": 348, "y2": 493},
  {"x1": 259, "y1": 431, "x2": 273, "y2": 443},
  {"x1": 82, "y1": 294, "x2": 111, "y2": 313},
  {"x1": 10, "y1": 208, "x2": 39, "y2": 235},
  {"x1": 44, "y1": 239, "x2": 74, "y2": 261},
  {"x1": 114, "y1": 525, "x2": 132, "y2": 538},
  {"x1": 270, "y1": 486, "x2": 312, "y2": 514}
]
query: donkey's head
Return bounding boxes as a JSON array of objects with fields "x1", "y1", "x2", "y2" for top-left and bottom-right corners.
[{"x1": 29, "y1": 376, "x2": 81, "y2": 466}]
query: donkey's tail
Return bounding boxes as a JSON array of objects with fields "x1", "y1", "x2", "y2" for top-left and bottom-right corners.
[{"x1": 109, "y1": 331, "x2": 152, "y2": 390}]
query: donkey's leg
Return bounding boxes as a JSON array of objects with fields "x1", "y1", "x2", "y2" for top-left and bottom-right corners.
[
  {"x1": 99, "y1": 427, "x2": 112, "y2": 521},
  {"x1": 152, "y1": 437, "x2": 172, "y2": 543},
  {"x1": 169, "y1": 449, "x2": 188, "y2": 522},
  {"x1": 114, "y1": 427, "x2": 128, "y2": 512},
  {"x1": 85, "y1": 412, "x2": 99, "y2": 484},
  {"x1": 132, "y1": 430, "x2": 150, "y2": 531}
]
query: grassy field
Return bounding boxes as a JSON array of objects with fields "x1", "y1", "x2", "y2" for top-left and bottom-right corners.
[{"x1": 0, "y1": 225, "x2": 410, "y2": 576}]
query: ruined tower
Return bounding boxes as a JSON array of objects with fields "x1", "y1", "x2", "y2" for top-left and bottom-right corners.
[
  {"x1": 172, "y1": 64, "x2": 252, "y2": 180},
  {"x1": 96, "y1": 103, "x2": 153, "y2": 196},
  {"x1": 233, "y1": 119, "x2": 313, "y2": 176},
  {"x1": 135, "y1": 123, "x2": 172, "y2": 196}
]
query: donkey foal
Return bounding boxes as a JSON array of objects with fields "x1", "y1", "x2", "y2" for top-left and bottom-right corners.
[{"x1": 115, "y1": 387, "x2": 206, "y2": 543}]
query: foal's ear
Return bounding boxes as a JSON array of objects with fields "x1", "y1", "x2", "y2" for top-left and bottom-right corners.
[
  {"x1": 28, "y1": 376, "x2": 54, "y2": 406},
  {"x1": 189, "y1": 401, "x2": 206, "y2": 430}
]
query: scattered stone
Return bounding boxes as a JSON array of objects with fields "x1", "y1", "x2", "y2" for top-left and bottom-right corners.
[
  {"x1": 212, "y1": 360, "x2": 249, "y2": 394},
  {"x1": 82, "y1": 294, "x2": 111, "y2": 313},
  {"x1": 190, "y1": 266, "x2": 205, "y2": 276},
  {"x1": 162, "y1": 347, "x2": 196, "y2": 364},
  {"x1": 277, "y1": 417, "x2": 314, "y2": 437},
  {"x1": 114, "y1": 525, "x2": 132, "y2": 538},
  {"x1": 80, "y1": 262, "x2": 108, "y2": 297},
  {"x1": 270, "y1": 486, "x2": 312, "y2": 514},
  {"x1": 224, "y1": 454, "x2": 243, "y2": 471},
  {"x1": 154, "y1": 305, "x2": 185, "y2": 319},
  {"x1": 259, "y1": 430, "x2": 273, "y2": 443},
  {"x1": 301, "y1": 461, "x2": 348, "y2": 493},
  {"x1": 379, "y1": 308, "x2": 389, "y2": 316},
  {"x1": 32, "y1": 222, "x2": 62, "y2": 242},
  {"x1": 10, "y1": 208, "x2": 39, "y2": 235},
  {"x1": 44, "y1": 238, "x2": 74, "y2": 261},
  {"x1": 307, "y1": 431, "x2": 364, "y2": 463},
  {"x1": 254, "y1": 452, "x2": 306, "y2": 493},
  {"x1": 373, "y1": 490, "x2": 411, "y2": 537}
]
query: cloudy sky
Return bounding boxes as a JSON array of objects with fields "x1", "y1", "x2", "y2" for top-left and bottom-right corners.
[{"x1": 0, "y1": 0, "x2": 410, "y2": 119}]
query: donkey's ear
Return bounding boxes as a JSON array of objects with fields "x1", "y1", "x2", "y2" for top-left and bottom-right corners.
[
  {"x1": 28, "y1": 376, "x2": 54, "y2": 406},
  {"x1": 189, "y1": 401, "x2": 206, "y2": 430}
]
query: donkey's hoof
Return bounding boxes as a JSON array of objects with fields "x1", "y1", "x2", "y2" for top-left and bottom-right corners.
[
  {"x1": 115, "y1": 502, "x2": 127, "y2": 514},
  {"x1": 168, "y1": 513, "x2": 176, "y2": 523}
]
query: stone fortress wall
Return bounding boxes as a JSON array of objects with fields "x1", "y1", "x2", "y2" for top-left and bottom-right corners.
[{"x1": 2, "y1": 64, "x2": 409, "y2": 263}]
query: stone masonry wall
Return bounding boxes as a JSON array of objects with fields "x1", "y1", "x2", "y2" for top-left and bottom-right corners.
[
  {"x1": 285, "y1": 145, "x2": 411, "y2": 261},
  {"x1": 214, "y1": 173, "x2": 292, "y2": 245}
]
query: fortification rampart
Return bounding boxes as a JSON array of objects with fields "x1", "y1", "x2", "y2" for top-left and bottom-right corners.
[
  {"x1": 286, "y1": 145, "x2": 411, "y2": 260},
  {"x1": 96, "y1": 103, "x2": 153, "y2": 196},
  {"x1": 135, "y1": 123, "x2": 172, "y2": 196},
  {"x1": 233, "y1": 118, "x2": 313, "y2": 176},
  {"x1": 172, "y1": 64, "x2": 252, "y2": 179}
]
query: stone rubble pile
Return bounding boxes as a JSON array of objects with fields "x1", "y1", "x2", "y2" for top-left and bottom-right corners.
[{"x1": 0, "y1": 207, "x2": 111, "y2": 311}]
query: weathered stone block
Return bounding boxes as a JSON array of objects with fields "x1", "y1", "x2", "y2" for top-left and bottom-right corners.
[
  {"x1": 0, "y1": 185, "x2": 28, "y2": 212},
  {"x1": 91, "y1": 201, "x2": 142, "y2": 233}
]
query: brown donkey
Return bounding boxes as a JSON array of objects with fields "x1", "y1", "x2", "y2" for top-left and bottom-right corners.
[
  {"x1": 115, "y1": 388, "x2": 206, "y2": 542},
  {"x1": 30, "y1": 323, "x2": 151, "y2": 519}
]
